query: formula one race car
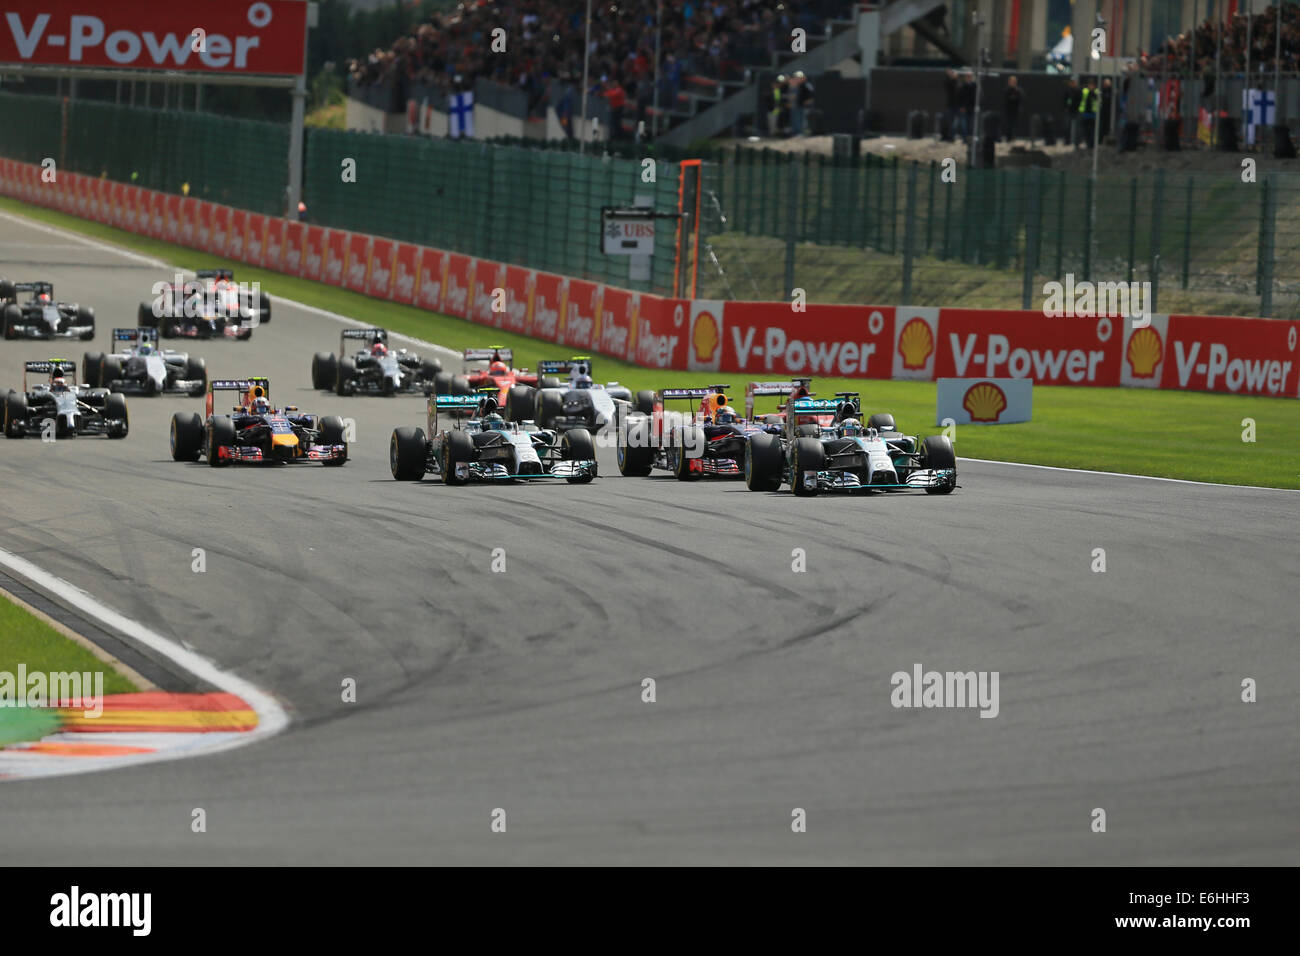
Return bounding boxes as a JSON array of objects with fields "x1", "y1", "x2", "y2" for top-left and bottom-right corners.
[
  {"x1": 616, "y1": 384, "x2": 780, "y2": 479},
  {"x1": 310, "y1": 328, "x2": 441, "y2": 396},
  {"x1": 744, "y1": 392, "x2": 957, "y2": 496},
  {"x1": 432, "y1": 347, "x2": 549, "y2": 419},
  {"x1": 83, "y1": 328, "x2": 207, "y2": 397},
  {"x1": 0, "y1": 280, "x2": 95, "y2": 340},
  {"x1": 3, "y1": 360, "x2": 127, "y2": 438},
  {"x1": 527, "y1": 357, "x2": 655, "y2": 431},
  {"x1": 169, "y1": 377, "x2": 347, "y2": 467},
  {"x1": 138, "y1": 269, "x2": 260, "y2": 339},
  {"x1": 389, "y1": 392, "x2": 597, "y2": 485}
]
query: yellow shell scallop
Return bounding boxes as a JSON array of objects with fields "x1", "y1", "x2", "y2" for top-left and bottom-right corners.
[{"x1": 963, "y1": 382, "x2": 1007, "y2": 422}]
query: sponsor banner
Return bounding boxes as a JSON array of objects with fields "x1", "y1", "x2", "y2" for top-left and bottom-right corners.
[
  {"x1": 227, "y1": 208, "x2": 247, "y2": 260},
  {"x1": 936, "y1": 309, "x2": 1121, "y2": 387},
  {"x1": 414, "y1": 247, "x2": 446, "y2": 311},
  {"x1": 441, "y1": 253, "x2": 473, "y2": 318},
  {"x1": 163, "y1": 194, "x2": 182, "y2": 242},
  {"x1": 262, "y1": 216, "x2": 284, "y2": 271},
  {"x1": 687, "y1": 299, "x2": 724, "y2": 371},
  {"x1": 343, "y1": 233, "x2": 370, "y2": 293},
  {"x1": 719, "y1": 302, "x2": 895, "y2": 378},
  {"x1": 893, "y1": 306, "x2": 939, "y2": 381},
  {"x1": 936, "y1": 378, "x2": 1033, "y2": 425},
  {"x1": 196, "y1": 201, "x2": 215, "y2": 252},
  {"x1": 147, "y1": 190, "x2": 166, "y2": 238},
  {"x1": 598, "y1": 286, "x2": 638, "y2": 362},
  {"x1": 245, "y1": 213, "x2": 267, "y2": 266},
  {"x1": 634, "y1": 297, "x2": 688, "y2": 369},
  {"x1": 282, "y1": 220, "x2": 304, "y2": 275},
  {"x1": 1163, "y1": 314, "x2": 1300, "y2": 397},
  {"x1": 321, "y1": 229, "x2": 347, "y2": 286},
  {"x1": 0, "y1": 1, "x2": 308, "y2": 77},
  {"x1": 70, "y1": 173, "x2": 88, "y2": 218},
  {"x1": 1120, "y1": 315, "x2": 1169, "y2": 388},
  {"x1": 177, "y1": 197, "x2": 197, "y2": 246},
  {"x1": 391, "y1": 243, "x2": 420, "y2": 304},
  {"x1": 210, "y1": 204, "x2": 231, "y2": 256},
  {"x1": 560, "y1": 280, "x2": 601, "y2": 350},
  {"x1": 471, "y1": 260, "x2": 507, "y2": 326},
  {"x1": 529, "y1": 271, "x2": 566, "y2": 344},
  {"x1": 367, "y1": 238, "x2": 397, "y2": 299},
  {"x1": 500, "y1": 266, "x2": 532, "y2": 334},
  {"x1": 301, "y1": 225, "x2": 326, "y2": 281}
]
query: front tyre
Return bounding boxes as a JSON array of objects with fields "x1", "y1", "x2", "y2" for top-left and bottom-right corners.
[
  {"x1": 920, "y1": 434, "x2": 957, "y2": 495},
  {"x1": 441, "y1": 429, "x2": 474, "y2": 485},
  {"x1": 744, "y1": 433, "x2": 784, "y2": 491},
  {"x1": 390, "y1": 427, "x2": 428, "y2": 480},
  {"x1": 561, "y1": 427, "x2": 595, "y2": 484},
  {"x1": 170, "y1": 412, "x2": 203, "y2": 461},
  {"x1": 790, "y1": 437, "x2": 825, "y2": 497}
]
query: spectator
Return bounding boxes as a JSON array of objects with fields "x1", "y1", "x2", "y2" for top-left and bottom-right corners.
[
  {"x1": 603, "y1": 78, "x2": 627, "y2": 140},
  {"x1": 1099, "y1": 77, "x2": 1113, "y2": 141},
  {"x1": 794, "y1": 70, "x2": 815, "y2": 136},
  {"x1": 1003, "y1": 75, "x2": 1022, "y2": 142},
  {"x1": 1064, "y1": 77, "x2": 1082, "y2": 144},
  {"x1": 942, "y1": 68, "x2": 959, "y2": 141},
  {"x1": 1078, "y1": 79, "x2": 1098, "y2": 149},
  {"x1": 956, "y1": 70, "x2": 976, "y2": 143}
]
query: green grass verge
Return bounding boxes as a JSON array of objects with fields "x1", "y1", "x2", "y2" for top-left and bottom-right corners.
[
  {"x1": 4, "y1": 195, "x2": 1298, "y2": 489},
  {"x1": 0, "y1": 593, "x2": 139, "y2": 746}
]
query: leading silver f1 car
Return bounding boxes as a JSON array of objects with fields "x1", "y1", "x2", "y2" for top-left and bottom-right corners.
[
  {"x1": 83, "y1": 327, "x2": 207, "y2": 397},
  {"x1": 3, "y1": 360, "x2": 127, "y2": 439},
  {"x1": 1, "y1": 280, "x2": 95, "y2": 340}
]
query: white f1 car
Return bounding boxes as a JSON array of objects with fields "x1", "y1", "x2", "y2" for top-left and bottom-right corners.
[{"x1": 83, "y1": 328, "x2": 207, "y2": 397}]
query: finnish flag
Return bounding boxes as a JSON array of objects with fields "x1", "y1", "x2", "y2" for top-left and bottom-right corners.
[
  {"x1": 1243, "y1": 88, "x2": 1275, "y2": 146},
  {"x1": 449, "y1": 91, "x2": 475, "y2": 139}
]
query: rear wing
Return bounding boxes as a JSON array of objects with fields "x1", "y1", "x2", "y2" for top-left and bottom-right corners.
[
  {"x1": 24, "y1": 359, "x2": 76, "y2": 390},
  {"x1": 113, "y1": 327, "x2": 159, "y2": 346},
  {"x1": 430, "y1": 393, "x2": 482, "y2": 433},
  {"x1": 658, "y1": 385, "x2": 731, "y2": 401},
  {"x1": 14, "y1": 281, "x2": 54, "y2": 297},
  {"x1": 206, "y1": 377, "x2": 269, "y2": 418},
  {"x1": 744, "y1": 378, "x2": 813, "y2": 419},
  {"x1": 463, "y1": 347, "x2": 512, "y2": 367},
  {"x1": 539, "y1": 356, "x2": 593, "y2": 377},
  {"x1": 195, "y1": 269, "x2": 234, "y2": 281},
  {"x1": 341, "y1": 327, "x2": 387, "y2": 352}
]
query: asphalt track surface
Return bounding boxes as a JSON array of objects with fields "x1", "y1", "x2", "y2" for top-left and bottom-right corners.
[{"x1": 1, "y1": 218, "x2": 1297, "y2": 865}]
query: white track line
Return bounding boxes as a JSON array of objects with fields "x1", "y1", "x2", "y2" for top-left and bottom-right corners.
[
  {"x1": 959, "y1": 456, "x2": 1300, "y2": 492},
  {"x1": 0, "y1": 546, "x2": 289, "y2": 780}
]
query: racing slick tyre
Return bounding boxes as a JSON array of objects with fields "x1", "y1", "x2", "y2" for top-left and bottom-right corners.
[
  {"x1": 170, "y1": 412, "x2": 203, "y2": 461},
  {"x1": 671, "y1": 425, "x2": 704, "y2": 481},
  {"x1": 138, "y1": 302, "x2": 158, "y2": 328},
  {"x1": 312, "y1": 352, "x2": 336, "y2": 391},
  {"x1": 449, "y1": 375, "x2": 473, "y2": 396},
  {"x1": 794, "y1": 424, "x2": 821, "y2": 438},
  {"x1": 207, "y1": 415, "x2": 236, "y2": 466},
  {"x1": 790, "y1": 437, "x2": 825, "y2": 497},
  {"x1": 0, "y1": 278, "x2": 13, "y2": 300},
  {"x1": 76, "y1": 305, "x2": 95, "y2": 340},
  {"x1": 99, "y1": 356, "x2": 123, "y2": 389},
  {"x1": 536, "y1": 391, "x2": 563, "y2": 429},
  {"x1": 185, "y1": 356, "x2": 207, "y2": 398},
  {"x1": 336, "y1": 357, "x2": 357, "y2": 396},
  {"x1": 3, "y1": 304, "x2": 20, "y2": 339},
  {"x1": 318, "y1": 416, "x2": 348, "y2": 466},
  {"x1": 441, "y1": 429, "x2": 474, "y2": 485},
  {"x1": 867, "y1": 413, "x2": 896, "y2": 431},
  {"x1": 506, "y1": 385, "x2": 535, "y2": 423},
  {"x1": 105, "y1": 393, "x2": 129, "y2": 438},
  {"x1": 540, "y1": 375, "x2": 563, "y2": 390},
  {"x1": 4, "y1": 390, "x2": 25, "y2": 438},
  {"x1": 419, "y1": 358, "x2": 441, "y2": 380},
  {"x1": 744, "y1": 433, "x2": 784, "y2": 491},
  {"x1": 920, "y1": 435, "x2": 957, "y2": 495},
  {"x1": 560, "y1": 427, "x2": 596, "y2": 484},
  {"x1": 259, "y1": 291, "x2": 271, "y2": 324},
  {"x1": 82, "y1": 352, "x2": 103, "y2": 388},
  {"x1": 390, "y1": 427, "x2": 428, "y2": 480},
  {"x1": 634, "y1": 390, "x2": 656, "y2": 415},
  {"x1": 432, "y1": 372, "x2": 452, "y2": 396},
  {"x1": 616, "y1": 415, "x2": 653, "y2": 476}
]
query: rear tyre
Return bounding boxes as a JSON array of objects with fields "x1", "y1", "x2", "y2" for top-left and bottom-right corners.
[
  {"x1": 790, "y1": 437, "x2": 825, "y2": 497},
  {"x1": 318, "y1": 415, "x2": 347, "y2": 466},
  {"x1": 745, "y1": 433, "x2": 784, "y2": 491},
  {"x1": 441, "y1": 429, "x2": 474, "y2": 485},
  {"x1": 921, "y1": 435, "x2": 957, "y2": 495},
  {"x1": 335, "y1": 356, "x2": 356, "y2": 396},
  {"x1": 138, "y1": 302, "x2": 157, "y2": 328},
  {"x1": 506, "y1": 385, "x2": 535, "y2": 422},
  {"x1": 616, "y1": 414, "x2": 653, "y2": 476},
  {"x1": 867, "y1": 413, "x2": 896, "y2": 431},
  {"x1": 3, "y1": 303, "x2": 20, "y2": 339},
  {"x1": 4, "y1": 389, "x2": 24, "y2": 438},
  {"x1": 561, "y1": 427, "x2": 595, "y2": 484},
  {"x1": 82, "y1": 352, "x2": 103, "y2": 388},
  {"x1": 634, "y1": 390, "x2": 656, "y2": 415},
  {"x1": 449, "y1": 375, "x2": 473, "y2": 396},
  {"x1": 76, "y1": 305, "x2": 95, "y2": 340},
  {"x1": 794, "y1": 423, "x2": 821, "y2": 438},
  {"x1": 536, "y1": 391, "x2": 563, "y2": 429},
  {"x1": 419, "y1": 358, "x2": 441, "y2": 379},
  {"x1": 207, "y1": 415, "x2": 235, "y2": 466},
  {"x1": 170, "y1": 412, "x2": 203, "y2": 461},
  {"x1": 540, "y1": 375, "x2": 562, "y2": 390},
  {"x1": 311, "y1": 352, "x2": 336, "y2": 390},
  {"x1": 99, "y1": 356, "x2": 123, "y2": 389},
  {"x1": 185, "y1": 356, "x2": 207, "y2": 398},
  {"x1": 258, "y1": 291, "x2": 271, "y2": 324},
  {"x1": 672, "y1": 425, "x2": 704, "y2": 481},
  {"x1": 390, "y1": 427, "x2": 428, "y2": 480},
  {"x1": 104, "y1": 393, "x2": 128, "y2": 438}
]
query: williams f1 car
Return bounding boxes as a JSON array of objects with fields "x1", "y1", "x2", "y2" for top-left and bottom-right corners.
[
  {"x1": 527, "y1": 357, "x2": 655, "y2": 431},
  {"x1": 0, "y1": 280, "x2": 95, "y2": 340},
  {"x1": 83, "y1": 328, "x2": 207, "y2": 397},
  {"x1": 3, "y1": 360, "x2": 127, "y2": 438},
  {"x1": 390, "y1": 392, "x2": 597, "y2": 485},
  {"x1": 169, "y1": 377, "x2": 348, "y2": 467},
  {"x1": 744, "y1": 393, "x2": 957, "y2": 495},
  {"x1": 310, "y1": 328, "x2": 441, "y2": 396}
]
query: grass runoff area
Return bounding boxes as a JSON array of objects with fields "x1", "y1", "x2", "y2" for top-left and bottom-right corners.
[
  {"x1": 0, "y1": 593, "x2": 138, "y2": 746},
  {"x1": 3, "y1": 195, "x2": 1298, "y2": 489}
]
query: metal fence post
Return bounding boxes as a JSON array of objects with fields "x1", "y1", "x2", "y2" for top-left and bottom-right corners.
[
  {"x1": 785, "y1": 157, "x2": 798, "y2": 297},
  {"x1": 816, "y1": 154, "x2": 826, "y2": 244},
  {"x1": 1054, "y1": 170, "x2": 1065, "y2": 280},
  {"x1": 1150, "y1": 169, "x2": 1165, "y2": 314},
  {"x1": 1082, "y1": 176, "x2": 1093, "y2": 283},
  {"x1": 902, "y1": 160, "x2": 918, "y2": 304},
  {"x1": 1259, "y1": 173, "x2": 1276, "y2": 317},
  {"x1": 1023, "y1": 167, "x2": 1041, "y2": 310},
  {"x1": 1127, "y1": 178, "x2": 1137, "y2": 283},
  {"x1": 926, "y1": 160, "x2": 936, "y2": 252},
  {"x1": 1182, "y1": 175, "x2": 1193, "y2": 290}
]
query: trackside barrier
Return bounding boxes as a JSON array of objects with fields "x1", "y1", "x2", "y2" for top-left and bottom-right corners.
[{"x1": 1, "y1": 159, "x2": 1295, "y2": 401}]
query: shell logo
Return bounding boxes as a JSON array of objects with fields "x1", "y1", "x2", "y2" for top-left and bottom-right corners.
[
  {"x1": 1126, "y1": 325, "x2": 1163, "y2": 378},
  {"x1": 693, "y1": 310, "x2": 719, "y2": 363},
  {"x1": 898, "y1": 317, "x2": 934, "y2": 370},
  {"x1": 963, "y1": 381, "x2": 1007, "y2": 422}
]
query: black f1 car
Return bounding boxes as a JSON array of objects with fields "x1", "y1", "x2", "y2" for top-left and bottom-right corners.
[
  {"x1": 0, "y1": 280, "x2": 95, "y2": 340},
  {"x1": 390, "y1": 392, "x2": 597, "y2": 484},
  {"x1": 3, "y1": 360, "x2": 127, "y2": 438},
  {"x1": 169, "y1": 377, "x2": 347, "y2": 467},
  {"x1": 139, "y1": 269, "x2": 262, "y2": 339},
  {"x1": 310, "y1": 328, "x2": 441, "y2": 396},
  {"x1": 616, "y1": 384, "x2": 779, "y2": 479},
  {"x1": 83, "y1": 328, "x2": 207, "y2": 397}
]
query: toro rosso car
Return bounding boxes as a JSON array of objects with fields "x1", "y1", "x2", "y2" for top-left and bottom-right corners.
[
  {"x1": 3, "y1": 360, "x2": 127, "y2": 439},
  {"x1": 139, "y1": 269, "x2": 259, "y2": 340},
  {"x1": 169, "y1": 377, "x2": 347, "y2": 467},
  {"x1": 390, "y1": 392, "x2": 596, "y2": 485},
  {"x1": 0, "y1": 280, "x2": 95, "y2": 340},
  {"x1": 744, "y1": 393, "x2": 957, "y2": 496},
  {"x1": 83, "y1": 328, "x2": 207, "y2": 397},
  {"x1": 616, "y1": 384, "x2": 780, "y2": 479},
  {"x1": 311, "y1": 328, "x2": 441, "y2": 396},
  {"x1": 528, "y1": 357, "x2": 655, "y2": 431}
]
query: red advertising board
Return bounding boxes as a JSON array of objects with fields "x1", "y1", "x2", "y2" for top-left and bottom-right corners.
[
  {"x1": 196, "y1": 202, "x2": 214, "y2": 251},
  {"x1": 210, "y1": 205, "x2": 230, "y2": 255},
  {"x1": 934, "y1": 309, "x2": 1122, "y2": 387},
  {"x1": 1161, "y1": 314, "x2": 1300, "y2": 397},
  {"x1": 178, "y1": 197, "x2": 197, "y2": 246},
  {"x1": 163, "y1": 194, "x2": 182, "y2": 241},
  {"x1": 441, "y1": 254, "x2": 473, "y2": 318},
  {"x1": 321, "y1": 229, "x2": 348, "y2": 286},
  {"x1": 529, "y1": 272, "x2": 565, "y2": 344},
  {"x1": 0, "y1": 1, "x2": 308, "y2": 76},
  {"x1": 597, "y1": 286, "x2": 638, "y2": 362},
  {"x1": 263, "y1": 217, "x2": 284, "y2": 272},
  {"x1": 301, "y1": 226, "x2": 325, "y2": 281},
  {"x1": 500, "y1": 266, "x2": 532, "y2": 334},
  {"x1": 714, "y1": 302, "x2": 896, "y2": 378},
  {"x1": 632, "y1": 296, "x2": 688, "y2": 370},
  {"x1": 281, "y1": 220, "x2": 304, "y2": 275},
  {"x1": 391, "y1": 243, "x2": 420, "y2": 305},
  {"x1": 559, "y1": 279, "x2": 601, "y2": 351},
  {"x1": 227, "y1": 208, "x2": 247, "y2": 260},
  {"x1": 343, "y1": 233, "x2": 370, "y2": 293},
  {"x1": 471, "y1": 260, "x2": 506, "y2": 326},
  {"x1": 245, "y1": 213, "x2": 267, "y2": 266},
  {"x1": 147, "y1": 191, "x2": 166, "y2": 238},
  {"x1": 367, "y1": 238, "x2": 397, "y2": 299}
]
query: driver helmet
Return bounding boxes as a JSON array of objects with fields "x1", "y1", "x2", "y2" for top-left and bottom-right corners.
[
  {"x1": 138, "y1": 343, "x2": 154, "y2": 356},
  {"x1": 371, "y1": 342, "x2": 388, "y2": 357},
  {"x1": 482, "y1": 412, "x2": 506, "y2": 430},
  {"x1": 839, "y1": 418, "x2": 864, "y2": 437},
  {"x1": 38, "y1": 292, "x2": 51, "y2": 303},
  {"x1": 251, "y1": 396, "x2": 271, "y2": 415},
  {"x1": 574, "y1": 373, "x2": 593, "y2": 389},
  {"x1": 488, "y1": 360, "x2": 509, "y2": 376},
  {"x1": 51, "y1": 376, "x2": 68, "y2": 392},
  {"x1": 715, "y1": 405, "x2": 738, "y2": 425}
]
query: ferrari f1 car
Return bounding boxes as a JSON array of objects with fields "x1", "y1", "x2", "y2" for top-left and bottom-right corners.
[
  {"x1": 430, "y1": 347, "x2": 549, "y2": 419},
  {"x1": 389, "y1": 392, "x2": 597, "y2": 485},
  {"x1": 0, "y1": 280, "x2": 95, "y2": 340},
  {"x1": 310, "y1": 328, "x2": 441, "y2": 396},
  {"x1": 3, "y1": 360, "x2": 127, "y2": 438},
  {"x1": 169, "y1": 377, "x2": 347, "y2": 467},
  {"x1": 83, "y1": 328, "x2": 207, "y2": 397},
  {"x1": 743, "y1": 392, "x2": 957, "y2": 495},
  {"x1": 139, "y1": 269, "x2": 261, "y2": 339},
  {"x1": 616, "y1": 384, "x2": 781, "y2": 479},
  {"x1": 527, "y1": 357, "x2": 655, "y2": 431}
]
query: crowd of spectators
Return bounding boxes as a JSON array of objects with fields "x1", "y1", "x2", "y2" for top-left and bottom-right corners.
[
  {"x1": 1140, "y1": 3, "x2": 1300, "y2": 76},
  {"x1": 346, "y1": 0, "x2": 851, "y2": 136}
]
